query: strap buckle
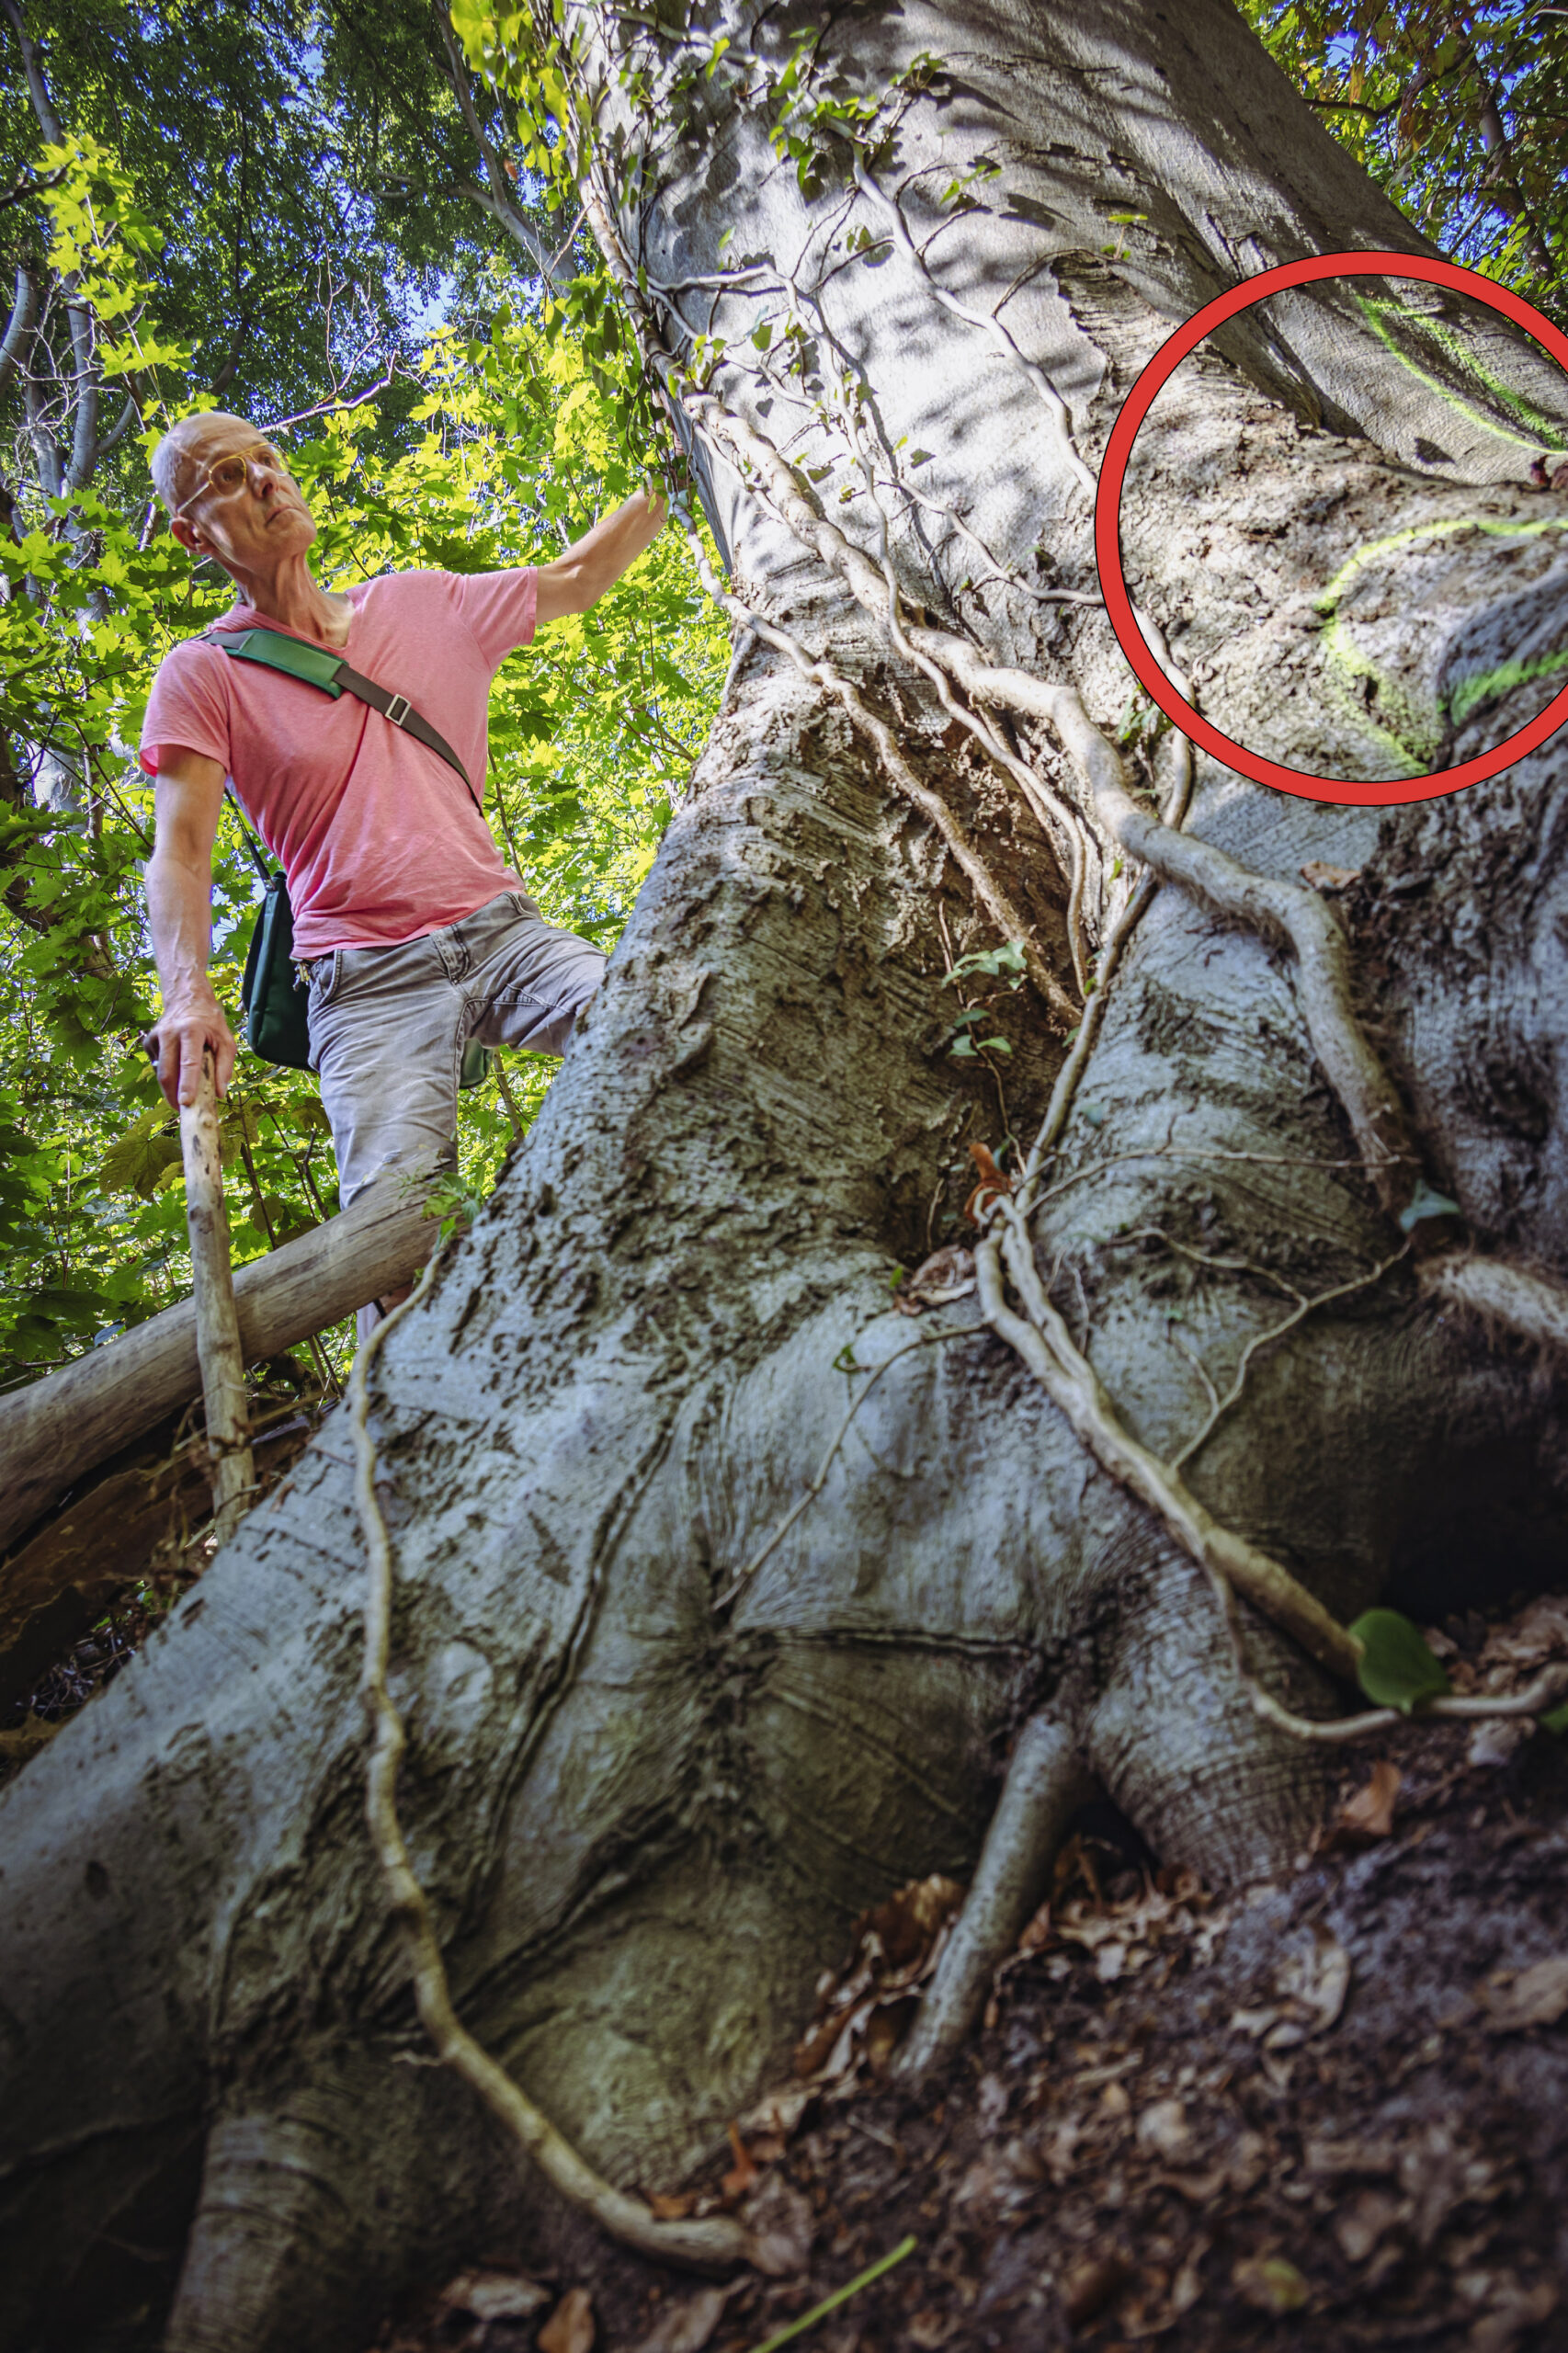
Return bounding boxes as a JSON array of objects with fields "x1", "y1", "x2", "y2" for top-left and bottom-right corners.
[{"x1": 384, "y1": 692, "x2": 411, "y2": 727}]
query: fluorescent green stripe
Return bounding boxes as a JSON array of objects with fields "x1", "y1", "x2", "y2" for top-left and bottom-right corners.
[
  {"x1": 1315, "y1": 513, "x2": 1568, "y2": 765},
  {"x1": 1448, "y1": 643, "x2": 1568, "y2": 728},
  {"x1": 1353, "y1": 294, "x2": 1563, "y2": 453},
  {"x1": 1314, "y1": 513, "x2": 1568, "y2": 619}
]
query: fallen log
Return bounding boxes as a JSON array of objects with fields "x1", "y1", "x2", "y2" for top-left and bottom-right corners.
[
  {"x1": 0, "y1": 1409, "x2": 320, "y2": 1714},
  {"x1": 0, "y1": 1169, "x2": 436, "y2": 1557}
]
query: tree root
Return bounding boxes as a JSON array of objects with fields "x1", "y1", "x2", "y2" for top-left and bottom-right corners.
[
  {"x1": 350, "y1": 1261, "x2": 754, "y2": 2275},
  {"x1": 974, "y1": 1209, "x2": 1363, "y2": 1684},
  {"x1": 896, "y1": 1710, "x2": 1093, "y2": 2078},
  {"x1": 1204, "y1": 1557, "x2": 1568, "y2": 1745},
  {"x1": 1420, "y1": 1251, "x2": 1568, "y2": 1358}
]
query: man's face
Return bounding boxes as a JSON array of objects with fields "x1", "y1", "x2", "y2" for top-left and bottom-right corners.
[{"x1": 169, "y1": 416, "x2": 317, "y2": 573}]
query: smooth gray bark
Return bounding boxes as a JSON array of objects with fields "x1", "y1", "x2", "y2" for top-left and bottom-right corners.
[{"x1": 2, "y1": 6, "x2": 1566, "y2": 2348}]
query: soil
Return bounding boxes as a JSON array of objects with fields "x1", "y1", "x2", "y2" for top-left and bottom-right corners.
[
  {"x1": 15, "y1": 1544, "x2": 1568, "y2": 2353},
  {"x1": 368, "y1": 1613, "x2": 1568, "y2": 2353}
]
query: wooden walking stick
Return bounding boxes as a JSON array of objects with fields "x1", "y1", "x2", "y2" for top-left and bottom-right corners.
[{"x1": 178, "y1": 1042, "x2": 256, "y2": 1542}]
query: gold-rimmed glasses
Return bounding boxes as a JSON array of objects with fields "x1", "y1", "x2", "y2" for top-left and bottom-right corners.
[{"x1": 173, "y1": 442, "x2": 294, "y2": 520}]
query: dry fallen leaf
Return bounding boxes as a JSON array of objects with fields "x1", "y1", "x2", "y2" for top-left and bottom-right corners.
[
  {"x1": 1063, "y1": 2251, "x2": 1132, "y2": 2327},
  {"x1": 1401, "y1": 2122, "x2": 1492, "y2": 2250},
  {"x1": 962, "y1": 1141, "x2": 1012, "y2": 1225},
  {"x1": 1267, "y1": 1923, "x2": 1351, "y2": 2046},
  {"x1": 438, "y1": 2268, "x2": 551, "y2": 2322},
  {"x1": 1466, "y1": 2277, "x2": 1558, "y2": 2353},
  {"x1": 631, "y1": 2284, "x2": 733, "y2": 2353},
  {"x1": 1229, "y1": 2005, "x2": 1280, "y2": 2040},
  {"x1": 789, "y1": 1872, "x2": 962, "y2": 2092},
  {"x1": 1478, "y1": 1954, "x2": 1568, "y2": 2033},
  {"x1": 539, "y1": 2287, "x2": 596, "y2": 2353},
  {"x1": 743, "y1": 2171, "x2": 814, "y2": 2278},
  {"x1": 1016, "y1": 1898, "x2": 1051, "y2": 1955},
  {"x1": 1332, "y1": 2187, "x2": 1404, "y2": 2265},
  {"x1": 1329, "y1": 1759, "x2": 1402, "y2": 1846},
  {"x1": 1305, "y1": 2134, "x2": 1399, "y2": 2179},
  {"x1": 893, "y1": 1244, "x2": 976, "y2": 1313},
  {"x1": 1466, "y1": 1719, "x2": 1529, "y2": 1770},
  {"x1": 721, "y1": 2121, "x2": 758, "y2": 2203},
  {"x1": 1135, "y1": 2098, "x2": 1191, "y2": 2162},
  {"x1": 735, "y1": 2082, "x2": 814, "y2": 2143}
]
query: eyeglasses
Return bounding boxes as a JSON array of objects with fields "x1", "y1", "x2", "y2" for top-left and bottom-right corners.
[{"x1": 173, "y1": 443, "x2": 294, "y2": 519}]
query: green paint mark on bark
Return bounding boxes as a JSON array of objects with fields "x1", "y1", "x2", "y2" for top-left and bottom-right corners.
[
  {"x1": 1352, "y1": 294, "x2": 1567, "y2": 453},
  {"x1": 1313, "y1": 513, "x2": 1568, "y2": 768}
]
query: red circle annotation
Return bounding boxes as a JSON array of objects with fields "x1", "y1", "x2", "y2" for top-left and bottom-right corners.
[{"x1": 1091, "y1": 249, "x2": 1568, "y2": 806}]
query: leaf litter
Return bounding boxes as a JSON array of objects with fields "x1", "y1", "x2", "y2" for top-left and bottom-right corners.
[{"x1": 367, "y1": 1596, "x2": 1568, "y2": 2353}]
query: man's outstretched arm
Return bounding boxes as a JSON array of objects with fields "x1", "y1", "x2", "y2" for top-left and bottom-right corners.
[
  {"x1": 145, "y1": 745, "x2": 240, "y2": 1108},
  {"x1": 535, "y1": 489, "x2": 668, "y2": 626}
]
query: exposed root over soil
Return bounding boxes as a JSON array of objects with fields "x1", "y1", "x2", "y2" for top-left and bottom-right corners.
[
  {"x1": 352, "y1": 1265, "x2": 756, "y2": 2279},
  {"x1": 362, "y1": 1597, "x2": 1568, "y2": 2353}
]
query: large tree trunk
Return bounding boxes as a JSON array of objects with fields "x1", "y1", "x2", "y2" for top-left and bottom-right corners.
[{"x1": 5, "y1": 5, "x2": 1568, "y2": 2347}]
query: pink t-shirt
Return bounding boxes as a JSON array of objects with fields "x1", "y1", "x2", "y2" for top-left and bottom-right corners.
[{"x1": 140, "y1": 567, "x2": 538, "y2": 959}]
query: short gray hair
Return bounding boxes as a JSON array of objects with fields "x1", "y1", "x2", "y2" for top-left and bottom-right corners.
[{"x1": 149, "y1": 412, "x2": 257, "y2": 514}]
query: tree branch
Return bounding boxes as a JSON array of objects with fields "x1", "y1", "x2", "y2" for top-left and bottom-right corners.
[
  {"x1": 0, "y1": 0, "x2": 63, "y2": 146},
  {"x1": 0, "y1": 261, "x2": 36, "y2": 410},
  {"x1": 62, "y1": 296, "x2": 100, "y2": 493},
  {"x1": 433, "y1": 1, "x2": 563, "y2": 285}
]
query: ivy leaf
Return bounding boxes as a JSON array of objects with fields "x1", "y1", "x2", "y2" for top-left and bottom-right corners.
[
  {"x1": 97, "y1": 1107, "x2": 181, "y2": 1199},
  {"x1": 1348, "y1": 1609, "x2": 1452, "y2": 1714},
  {"x1": 943, "y1": 939, "x2": 1028, "y2": 986},
  {"x1": 1398, "y1": 1179, "x2": 1460, "y2": 1233}
]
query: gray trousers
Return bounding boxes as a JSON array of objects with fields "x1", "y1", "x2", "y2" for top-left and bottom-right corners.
[{"x1": 306, "y1": 890, "x2": 606, "y2": 1210}]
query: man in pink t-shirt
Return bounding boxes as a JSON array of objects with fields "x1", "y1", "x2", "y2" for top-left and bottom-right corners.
[{"x1": 142, "y1": 411, "x2": 665, "y2": 1303}]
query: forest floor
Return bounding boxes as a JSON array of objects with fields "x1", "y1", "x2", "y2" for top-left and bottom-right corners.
[
  {"x1": 368, "y1": 1599, "x2": 1568, "y2": 2353},
  {"x1": 10, "y1": 1543, "x2": 1568, "y2": 2353}
]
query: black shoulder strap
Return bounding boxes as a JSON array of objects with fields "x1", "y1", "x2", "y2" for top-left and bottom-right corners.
[
  {"x1": 212, "y1": 626, "x2": 482, "y2": 812},
  {"x1": 223, "y1": 784, "x2": 275, "y2": 883}
]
